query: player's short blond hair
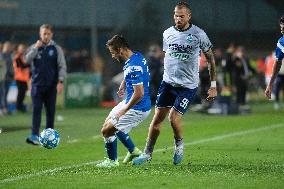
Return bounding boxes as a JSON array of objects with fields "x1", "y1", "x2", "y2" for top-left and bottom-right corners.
[
  {"x1": 106, "y1": 34, "x2": 130, "y2": 51},
  {"x1": 175, "y1": 1, "x2": 191, "y2": 13}
]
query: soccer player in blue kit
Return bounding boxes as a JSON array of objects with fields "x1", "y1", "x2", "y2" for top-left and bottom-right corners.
[
  {"x1": 96, "y1": 35, "x2": 151, "y2": 167},
  {"x1": 133, "y1": 1, "x2": 217, "y2": 165},
  {"x1": 265, "y1": 15, "x2": 284, "y2": 99}
]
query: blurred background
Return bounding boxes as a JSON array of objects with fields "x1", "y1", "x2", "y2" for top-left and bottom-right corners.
[{"x1": 0, "y1": 0, "x2": 283, "y2": 115}]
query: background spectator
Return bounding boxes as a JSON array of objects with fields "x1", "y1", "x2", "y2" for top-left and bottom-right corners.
[
  {"x1": 0, "y1": 42, "x2": 5, "y2": 115},
  {"x1": 2, "y1": 41, "x2": 14, "y2": 114},
  {"x1": 232, "y1": 46, "x2": 256, "y2": 108},
  {"x1": 13, "y1": 44, "x2": 30, "y2": 112},
  {"x1": 146, "y1": 44, "x2": 163, "y2": 105}
]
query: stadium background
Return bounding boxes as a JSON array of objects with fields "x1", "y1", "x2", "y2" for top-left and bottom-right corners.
[
  {"x1": 1, "y1": 1, "x2": 284, "y2": 188},
  {"x1": 0, "y1": 0, "x2": 283, "y2": 107}
]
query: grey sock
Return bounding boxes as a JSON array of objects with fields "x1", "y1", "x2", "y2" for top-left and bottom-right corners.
[{"x1": 174, "y1": 137, "x2": 184, "y2": 146}]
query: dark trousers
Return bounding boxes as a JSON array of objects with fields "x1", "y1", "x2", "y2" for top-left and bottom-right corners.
[
  {"x1": 31, "y1": 85, "x2": 57, "y2": 136},
  {"x1": 4, "y1": 80, "x2": 12, "y2": 108},
  {"x1": 16, "y1": 80, "x2": 28, "y2": 111},
  {"x1": 236, "y1": 80, "x2": 247, "y2": 105},
  {"x1": 0, "y1": 81, "x2": 4, "y2": 109}
]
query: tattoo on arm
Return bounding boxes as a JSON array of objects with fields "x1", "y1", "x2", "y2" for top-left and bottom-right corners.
[{"x1": 204, "y1": 49, "x2": 217, "y2": 81}]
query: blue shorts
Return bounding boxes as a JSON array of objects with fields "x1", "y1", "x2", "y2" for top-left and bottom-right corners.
[{"x1": 156, "y1": 81, "x2": 198, "y2": 114}]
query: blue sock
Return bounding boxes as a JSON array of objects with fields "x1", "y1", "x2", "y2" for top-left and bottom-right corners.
[
  {"x1": 104, "y1": 136, "x2": 117, "y2": 161},
  {"x1": 116, "y1": 131, "x2": 135, "y2": 153}
]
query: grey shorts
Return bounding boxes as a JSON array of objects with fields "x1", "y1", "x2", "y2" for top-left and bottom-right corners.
[{"x1": 109, "y1": 100, "x2": 151, "y2": 133}]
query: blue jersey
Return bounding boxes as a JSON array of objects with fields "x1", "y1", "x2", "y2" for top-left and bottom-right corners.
[
  {"x1": 276, "y1": 36, "x2": 284, "y2": 61},
  {"x1": 123, "y1": 52, "x2": 151, "y2": 112}
]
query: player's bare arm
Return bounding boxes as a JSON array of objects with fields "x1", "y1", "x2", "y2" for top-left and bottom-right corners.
[
  {"x1": 117, "y1": 79, "x2": 126, "y2": 98},
  {"x1": 116, "y1": 84, "x2": 144, "y2": 119},
  {"x1": 204, "y1": 48, "x2": 217, "y2": 101},
  {"x1": 265, "y1": 59, "x2": 282, "y2": 99}
]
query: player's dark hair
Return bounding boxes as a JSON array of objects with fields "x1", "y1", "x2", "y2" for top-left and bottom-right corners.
[
  {"x1": 106, "y1": 34, "x2": 130, "y2": 51},
  {"x1": 40, "y1": 24, "x2": 53, "y2": 32},
  {"x1": 175, "y1": 1, "x2": 191, "y2": 12},
  {"x1": 280, "y1": 15, "x2": 284, "y2": 24}
]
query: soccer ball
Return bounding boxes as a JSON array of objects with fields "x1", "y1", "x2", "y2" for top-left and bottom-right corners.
[{"x1": 39, "y1": 128, "x2": 60, "y2": 149}]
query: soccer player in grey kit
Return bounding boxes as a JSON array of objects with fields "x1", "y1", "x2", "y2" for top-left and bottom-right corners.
[{"x1": 133, "y1": 1, "x2": 217, "y2": 165}]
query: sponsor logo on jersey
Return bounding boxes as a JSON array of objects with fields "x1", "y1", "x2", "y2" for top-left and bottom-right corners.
[
  {"x1": 186, "y1": 34, "x2": 193, "y2": 43},
  {"x1": 169, "y1": 52, "x2": 190, "y2": 61},
  {"x1": 124, "y1": 66, "x2": 143, "y2": 78},
  {"x1": 168, "y1": 44, "x2": 193, "y2": 52}
]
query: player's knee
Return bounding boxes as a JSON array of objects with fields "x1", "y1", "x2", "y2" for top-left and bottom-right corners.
[
  {"x1": 101, "y1": 123, "x2": 116, "y2": 138},
  {"x1": 152, "y1": 112, "x2": 166, "y2": 125},
  {"x1": 150, "y1": 123, "x2": 161, "y2": 133},
  {"x1": 101, "y1": 127, "x2": 110, "y2": 137},
  {"x1": 168, "y1": 114, "x2": 177, "y2": 126},
  {"x1": 101, "y1": 126, "x2": 110, "y2": 137},
  {"x1": 101, "y1": 127, "x2": 106, "y2": 136}
]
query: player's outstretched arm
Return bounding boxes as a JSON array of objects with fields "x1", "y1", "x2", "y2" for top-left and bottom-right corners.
[
  {"x1": 265, "y1": 59, "x2": 282, "y2": 99},
  {"x1": 204, "y1": 48, "x2": 217, "y2": 101}
]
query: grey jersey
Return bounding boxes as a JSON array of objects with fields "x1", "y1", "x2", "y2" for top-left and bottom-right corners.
[{"x1": 163, "y1": 24, "x2": 212, "y2": 89}]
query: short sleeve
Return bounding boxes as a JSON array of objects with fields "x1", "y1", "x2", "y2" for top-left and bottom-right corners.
[
  {"x1": 199, "y1": 31, "x2": 213, "y2": 53},
  {"x1": 128, "y1": 66, "x2": 143, "y2": 85},
  {"x1": 163, "y1": 33, "x2": 167, "y2": 52},
  {"x1": 276, "y1": 42, "x2": 284, "y2": 61}
]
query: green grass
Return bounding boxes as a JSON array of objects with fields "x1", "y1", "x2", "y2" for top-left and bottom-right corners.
[{"x1": 0, "y1": 102, "x2": 284, "y2": 189}]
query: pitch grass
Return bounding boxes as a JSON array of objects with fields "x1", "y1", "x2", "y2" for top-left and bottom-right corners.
[{"x1": 0, "y1": 102, "x2": 284, "y2": 189}]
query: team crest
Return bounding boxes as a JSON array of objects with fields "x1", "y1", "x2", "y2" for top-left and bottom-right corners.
[
  {"x1": 186, "y1": 34, "x2": 193, "y2": 43},
  {"x1": 48, "y1": 49, "x2": 54, "y2": 56}
]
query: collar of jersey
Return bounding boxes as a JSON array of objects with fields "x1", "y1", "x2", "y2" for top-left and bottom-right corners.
[
  {"x1": 124, "y1": 52, "x2": 136, "y2": 65},
  {"x1": 41, "y1": 40, "x2": 56, "y2": 47},
  {"x1": 174, "y1": 23, "x2": 192, "y2": 32},
  {"x1": 125, "y1": 58, "x2": 130, "y2": 65}
]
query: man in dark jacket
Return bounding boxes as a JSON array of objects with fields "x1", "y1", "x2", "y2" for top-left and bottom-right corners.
[{"x1": 25, "y1": 24, "x2": 66, "y2": 145}]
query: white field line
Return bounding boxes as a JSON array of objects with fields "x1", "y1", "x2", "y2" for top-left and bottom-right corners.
[
  {"x1": 0, "y1": 123, "x2": 283, "y2": 184},
  {"x1": 65, "y1": 135, "x2": 101, "y2": 144},
  {"x1": 155, "y1": 123, "x2": 284, "y2": 152},
  {"x1": 92, "y1": 135, "x2": 101, "y2": 140},
  {"x1": 66, "y1": 139, "x2": 79, "y2": 144}
]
